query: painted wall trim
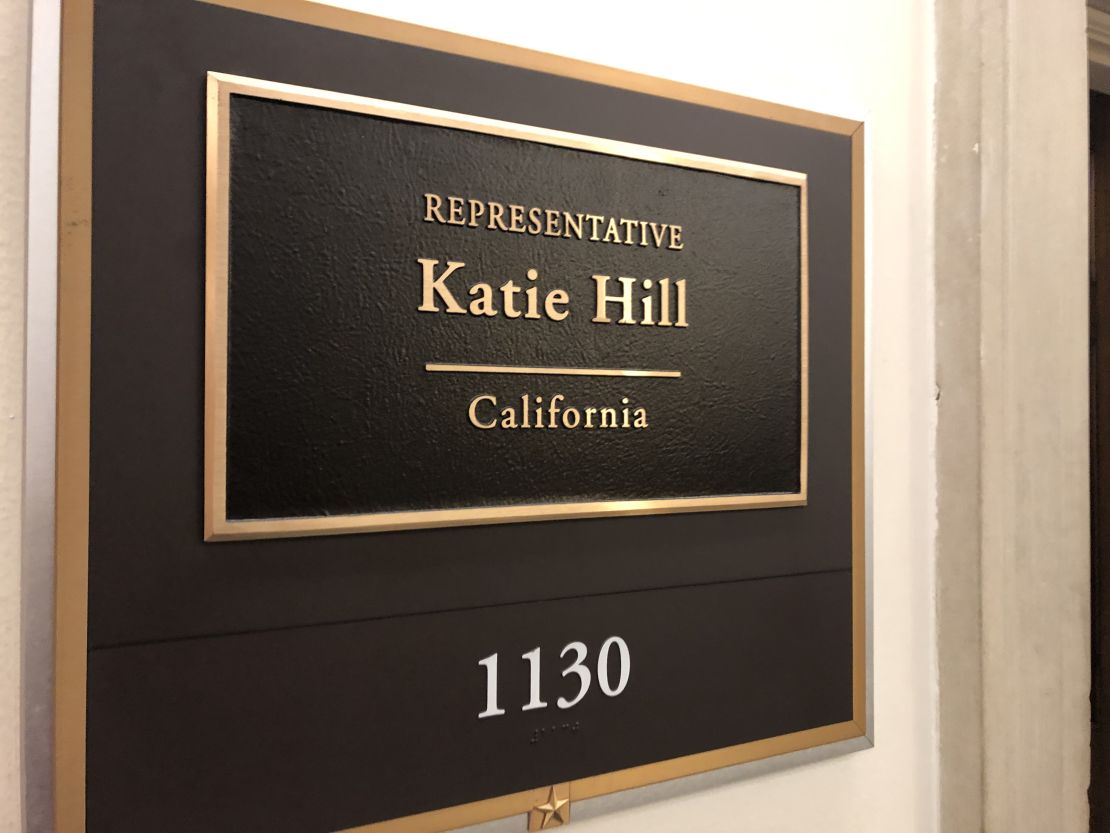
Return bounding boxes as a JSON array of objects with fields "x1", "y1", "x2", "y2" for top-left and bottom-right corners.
[
  {"x1": 936, "y1": 0, "x2": 1091, "y2": 831},
  {"x1": 22, "y1": 0, "x2": 61, "y2": 829},
  {"x1": 1091, "y1": 6, "x2": 1110, "y2": 68}
]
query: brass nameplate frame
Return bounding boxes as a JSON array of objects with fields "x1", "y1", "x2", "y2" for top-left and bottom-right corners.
[{"x1": 204, "y1": 73, "x2": 809, "y2": 541}]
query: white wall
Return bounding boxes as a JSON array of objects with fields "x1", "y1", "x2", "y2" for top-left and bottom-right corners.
[
  {"x1": 317, "y1": 2, "x2": 939, "y2": 831},
  {"x1": 0, "y1": 0, "x2": 31, "y2": 831},
  {"x1": 22, "y1": 0, "x2": 58, "y2": 829}
]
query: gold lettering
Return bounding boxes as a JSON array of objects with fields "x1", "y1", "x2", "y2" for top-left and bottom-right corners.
[
  {"x1": 640, "y1": 279, "x2": 655, "y2": 326},
  {"x1": 547, "y1": 394, "x2": 564, "y2": 427},
  {"x1": 447, "y1": 196, "x2": 466, "y2": 226},
  {"x1": 509, "y1": 204, "x2": 526, "y2": 232},
  {"x1": 524, "y1": 268, "x2": 541, "y2": 319},
  {"x1": 592, "y1": 275, "x2": 637, "y2": 324},
  {"x1": 544, "y1": 209, "x2": 561, "y2": 237},
  {"x1": 465, "y1": 393, "x2": 647, "y2": 431},
  {"x1": 545, "y1": 288, "x2": 570, "y2": 321},
  {"x1": 658, "y1": 278, "x2": 672, "y2": 326},
  {"x1": 467, "y1": 199, "x2": 485, "y2": 228},
  {"x1": 564, "y1": 212, "x2": 584, "y2": 240},
  {"x1": 419, "y1": 196, "x2": 684, "y2": 253},
  {"x1": 602, "y1": 217, "x2": 621, "y2": 243},
  {"x1": 488, "y1": 201, "x2": 508, "y2": 231},
  {"x1": 675, "y1": 278, "x2": 688, "y2": 327},
  {"x1": 417, "y1": 259, "x2": 466, "y2": 314},
  {"x1": 501, "y1": 281, "x2": 522, "y2": 318},
  {"x1": 468, "y1": 283, "x2": 497, "y2": 317},
  {"x1": 423, "y1": 193, "x2": 446, "y2": 223},
  {"x1": 527, "y1": 206, "x2": 543, "y2": 235},
  {"x1": 468, "y1": 395, "x2": 497, "y2": 429}
]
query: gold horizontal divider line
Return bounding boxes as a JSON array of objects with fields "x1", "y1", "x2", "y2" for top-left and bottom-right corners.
[{"x1": 426, "y1": 362, "x2": 681, "y2": 379}]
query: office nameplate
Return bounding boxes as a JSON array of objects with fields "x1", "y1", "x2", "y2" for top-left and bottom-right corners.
[{"x1": 205, "y1": 74, "x2": 808, "y2": 540}]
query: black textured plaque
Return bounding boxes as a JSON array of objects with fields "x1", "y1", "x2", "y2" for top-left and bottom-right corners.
[{"x1": 223, "y1": 93, "x2": 802, "y2": 520}]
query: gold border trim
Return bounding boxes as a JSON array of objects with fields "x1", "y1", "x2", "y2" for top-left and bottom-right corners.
[
  {"x1": 55, "y1": 1, "x2": 92, "y2": 831},
  {"x1": 205, "y1": 72, "x2": 810, "y2": 541},
  {"x1": 55, "y1": 3, "x2": 866, "y2": 831},
  {"x1": 851, "y1": 124, "x2": 867, "y2": 729}
]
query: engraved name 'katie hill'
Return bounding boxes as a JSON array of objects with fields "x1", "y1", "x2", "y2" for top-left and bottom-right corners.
[{"x1": 418, "y1": 192, "x2": 689, "y2": 430}]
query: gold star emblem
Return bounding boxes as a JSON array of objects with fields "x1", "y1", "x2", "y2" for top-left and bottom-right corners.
[{"x1": 528, "y1": 785, "x2": 570, "y2": 830}]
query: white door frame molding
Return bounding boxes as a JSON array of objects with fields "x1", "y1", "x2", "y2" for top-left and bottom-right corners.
[
  {"x1": 936, "y1": 1, "x2": 1091, "y2": 831},
  {"x1": 1090, "y1": 6, "x2": 1110, "y2": 91}
]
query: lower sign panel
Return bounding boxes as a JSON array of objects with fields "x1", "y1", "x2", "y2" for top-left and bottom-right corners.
[{"x1": 87, "y1": 572, "x2": 852, "y2": 833}]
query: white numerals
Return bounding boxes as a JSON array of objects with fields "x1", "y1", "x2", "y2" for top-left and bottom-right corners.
[
  {"x1": 556, "y1": 641, "x2": 591, "y2": 709},
  {"x1": 597, "y1": 636, "x2": 631, "y2": 697},
  {"x1": 477, "y1": 653, "x2": 506, "y2": 718},
  {"x1": 477, "y1": 636, "x2": 631, "y2": 719},
  {"x1": 521, "y1": 647, "x2": 548, "y2": 711}
]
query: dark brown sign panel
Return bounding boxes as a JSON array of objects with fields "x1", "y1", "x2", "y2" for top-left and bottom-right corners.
[{"x1": 55, "y1": 2, "x2": 866, "y2": 832}]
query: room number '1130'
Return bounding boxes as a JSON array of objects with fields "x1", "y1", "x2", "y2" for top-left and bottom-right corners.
[{"x1": 478, "y1": 637, "x2": 631, "y2": 718}]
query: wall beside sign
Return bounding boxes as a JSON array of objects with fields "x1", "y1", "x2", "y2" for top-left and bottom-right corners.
[
  {"x1": 0, "y1": 2, "x2": 30, "y2": 833},
  {"x1": 314, "y1": 2, "x2": 938, "y2": 832}
]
